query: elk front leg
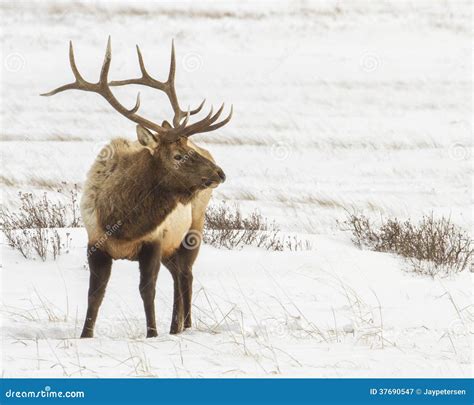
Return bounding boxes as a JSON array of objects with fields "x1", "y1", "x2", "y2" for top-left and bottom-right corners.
[
  {"x1": 162, "y1": 254, "x2": 185, "y2": 334},
  {"x1": 81, "y1": 246, "x2": 112, "y2": 338},
  {"x1": 138, "y1": 243, "x2": 161, "y2": 338},
  {"x1": 169, "y1": 268, "x2": 185, "y2": 334},
  {"x1": 177, "y1": 243, "x2": 200, "y2": 329},
  {"x1": 180, "y1": 270, "x2": 193, "y2": 329},
  {"x1": 167, "y1": 241, "x2": 201, "y2": 332}
]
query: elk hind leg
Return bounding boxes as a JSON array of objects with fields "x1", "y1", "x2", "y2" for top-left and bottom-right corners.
[
  {"x1": 81, "y1": 246, "x2": 112, "y2": 338},
  {"x1": 162, "y1": 254, "x2": 185, "y2": 335}
]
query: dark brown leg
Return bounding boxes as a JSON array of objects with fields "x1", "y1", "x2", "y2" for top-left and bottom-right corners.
[
  {"x1": 163, "y1": 232, "x2": 201, "y2": 333},
  {"x1": 162, "y1": 254, "x2": 185, "y2": 334},
  {"x1": 180, "y1": 270, "x2": 193, "y2": 329},
  {"x1": 138, "y1": 243, "x2": 161, "y2": 338},
  {"x1": 178, "y1": 242, "x2": 200, "y2": 329},
  {"x1": 81, "y1": 246, "x2": 112, "y2": 338},
  {"x1": 170, "y1": 269, "x2": 184, "y2": 334}
]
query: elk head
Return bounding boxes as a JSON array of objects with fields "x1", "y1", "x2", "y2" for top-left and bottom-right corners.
[
  {"x1": 136, "y1": 124, "x2": 226, "y2": 193},
  {"x1": 41, "y1": 37, "x2": 231, "y2": 194}
]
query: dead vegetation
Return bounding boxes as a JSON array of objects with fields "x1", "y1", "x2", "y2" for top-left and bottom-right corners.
[
  {"x1": 203, "y1": 202, "x2": 312, "y2": 251},
  {"x1": 0, "y1": 185, "x2": 79, "y2": 260},
  {"x1": 1, "y1": 191, "x2": 313, "y2": 259},
  {"x1": 342, "y1": 211, "x2": 473, "y2": 276}
]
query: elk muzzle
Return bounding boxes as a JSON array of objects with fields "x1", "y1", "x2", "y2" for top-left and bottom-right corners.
[{"x1": 202, "y1": 167, "x2": 226, "y2": 189}]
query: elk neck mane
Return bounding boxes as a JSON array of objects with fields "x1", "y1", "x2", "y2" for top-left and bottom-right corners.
[{"x1": 91, "y1": 139, "x2": 195, "y2": 242}]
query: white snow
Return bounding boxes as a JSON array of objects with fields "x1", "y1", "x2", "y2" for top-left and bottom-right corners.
[
  {"x1": 2, "y1": 229, "x2": 472, "y2": 377},
  {"x1": 1, "y1": 0, "x2": 472, "y2": 377}
]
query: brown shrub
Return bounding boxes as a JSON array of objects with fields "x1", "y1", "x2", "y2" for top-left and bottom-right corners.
[
  {"x1": 0, "y1": 185, "x2": 79, "y2": 260},
  {"x1": 343, "y1": 212, "x2": 473, "y2": 276},
  {"x1": 204, "y1": 202, "x2": 312, "y2": 251}
]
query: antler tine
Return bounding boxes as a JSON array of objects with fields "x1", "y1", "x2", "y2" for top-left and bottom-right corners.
[
  {"x1": 181, "y1": 107, "x2": 191, "y2": 127},
  {"x1": 40, "y1": 40, "x2": 91, "y2": 96},
  {"x1": 166, "y1": 39, "x2": 184, "y2": 127},
  {"x1": 190, "y1": 99, "x2": 206, "y2": 114},
  {"x1": 109, "y1": 40, "x2": 206, "y2": 128},
  {"x1": 164, "y1": 40, "x2": 231, "y2": 135},
  {"x1": 69, "y1": 40, "x2": 85, "y2": 84},
  {"x1": 136, "y1": 45, "x2": 149, "y2": 79},
  {"x1": 183, "y1": 105, "x2": 233, "y2": 136},
  {"x1": 180, "y1": 103, "x2": 228, "y2": 137},
  {"x1": 203, "y1": 104, "x2": 233, "y2": 133},
  {"x1": 168, "y1": 39, "x2": 176, "y2": 86},
  {"x1": 167, "y1": 39, "x2": 207, "y2": 127},
  {"x1": 40, "y1": 82, "x2": 79, "y2": 97},
  {"x1": 129, "y1": 92, "x2": 141, "y2": 114},
  {"x1": 99, "y1": 36, "x2": 112, "y2": 84},
  {"x1": 211, "y1": 103, "x2": 225, "y2": 122}
]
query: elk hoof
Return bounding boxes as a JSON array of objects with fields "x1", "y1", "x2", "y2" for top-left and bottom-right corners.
[
  {"x1": 80, "y1": 331, "x2": 94, "y2": 338},
  {"x1": 146, "y1": 329, "x2": 158, "y2": 338},
  {"x1": 170, "y1": 322, "x2": 184, "y2": 335}
]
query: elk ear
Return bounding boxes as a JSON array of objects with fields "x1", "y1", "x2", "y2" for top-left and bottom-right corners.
[
  {"x1": 161, "y1": 120, "x2": 172, "y2": 129},
  {"x1": 136, "y1": 125, "x2": 158, "y2": 148}
]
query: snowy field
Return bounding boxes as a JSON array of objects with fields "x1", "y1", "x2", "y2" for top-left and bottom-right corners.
[{"x1": 1, "y1": 0, "x2": 472, "y2": 377}]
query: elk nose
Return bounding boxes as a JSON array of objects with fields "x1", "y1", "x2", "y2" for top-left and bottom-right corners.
[{"x1": 216, "y1": 168, "x2": 226, "y2": 182}]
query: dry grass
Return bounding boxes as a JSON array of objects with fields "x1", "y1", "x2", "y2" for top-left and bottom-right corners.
[
  {"x1": 1, "y1": 186, "x2": 81, "y2": 229},
  {"x1": 0, "y1": 185, "x2": 80, "y2": 260},
  {"x1": 3, "y1": 228, "x2": 70, "y2": 261},
  {"x1": 342, "y1": 211, "x2": 473, "y2": 276},
  {"x1": 203, "y1": 202, "x2": 312, "y2": 251},
  {"x1": 27, "y1": 177, "x2": 65, "y2": 191},
  {"x1": 0, "y1": 175, "x2": 16, "y2": 187}
]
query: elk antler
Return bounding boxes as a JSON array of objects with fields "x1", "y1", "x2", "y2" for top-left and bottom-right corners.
[
  {"x1": 41, "y1": 37, "x2": 232, "y2": 142},
  {"x1": 41, "y1": 37, "x2": 189, "y2": 140},
  {"x1": 109, "y1": 40, "x2": 232, "y2": 137}
]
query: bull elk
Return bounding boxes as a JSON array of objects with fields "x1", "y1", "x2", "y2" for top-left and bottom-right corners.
[{"x1": 42, "y1": 37, "x2": 232, "y2": 337}]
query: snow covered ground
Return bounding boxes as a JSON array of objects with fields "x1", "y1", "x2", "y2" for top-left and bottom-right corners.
[
  {"x1": 1, "y1": 0, "x2": 472, "y2": 377},
  {"x1": 2, "y1": 229, "x2": 472, "y2": 377}
]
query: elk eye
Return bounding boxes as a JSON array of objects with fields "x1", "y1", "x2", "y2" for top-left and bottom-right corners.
[{"x1": 174, "y1": 154, "x2": 183, "y2": 161}]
